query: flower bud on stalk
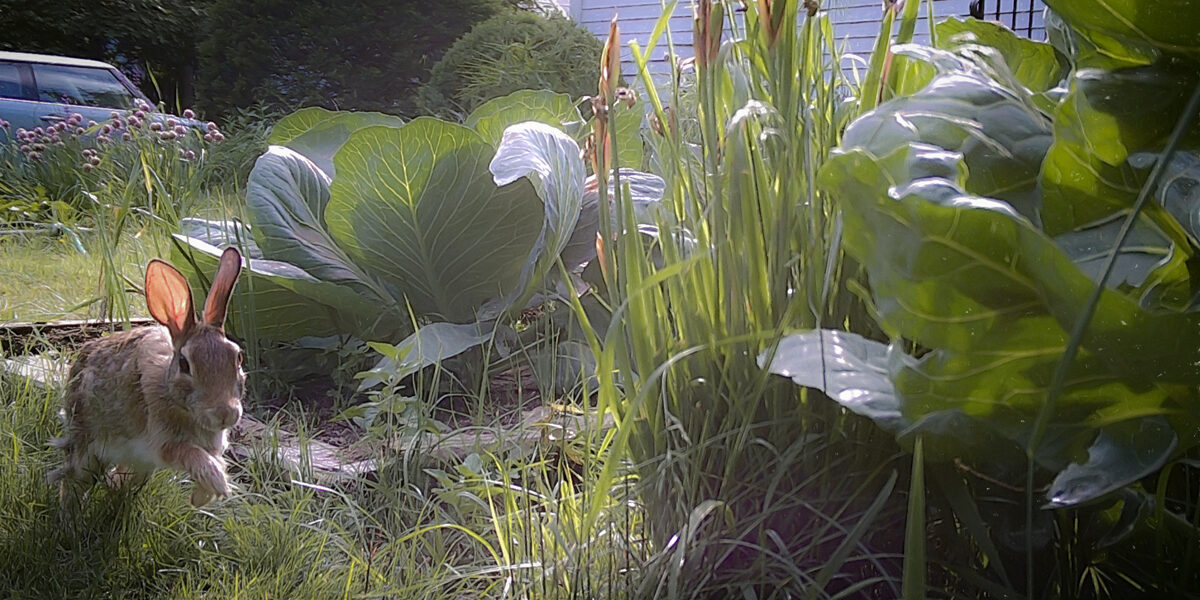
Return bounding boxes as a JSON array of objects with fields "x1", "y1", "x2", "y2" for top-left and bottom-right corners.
[
  {"x1": 693, "y1": 1, "x2": 724, "y2": 69},
  {"x1": 592, "y1": 15, "x2": 621, "y2": 177}
]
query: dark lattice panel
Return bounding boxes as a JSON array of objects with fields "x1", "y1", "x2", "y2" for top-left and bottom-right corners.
[{"x1": 972, "y1": 0, "x2": 1046, "y2": 39}]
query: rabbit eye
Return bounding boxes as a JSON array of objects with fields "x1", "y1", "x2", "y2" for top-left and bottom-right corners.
[
  {"x1": 236, "y1": 350, "x2": 244, "y2": 367},
  {"x1": 179, "y1": 355, "x2": 191, "y2": 375}
]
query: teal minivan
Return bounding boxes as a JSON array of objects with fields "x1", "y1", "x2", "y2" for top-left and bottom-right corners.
[{"x1": 0, "y1": 51, "x2": 193, "y2": 140}]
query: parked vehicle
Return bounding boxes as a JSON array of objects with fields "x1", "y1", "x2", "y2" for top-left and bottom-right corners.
[{"x1": 0, "y1": 51, "x2": 198, "y2": 140}]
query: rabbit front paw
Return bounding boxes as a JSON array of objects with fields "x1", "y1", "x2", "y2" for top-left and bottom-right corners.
[
  {"x1": 194, "y1": 453, "x2": 229, "y2": 499},
  {"x1": 190, "y1": 485, "x2": 216, "y2": 507},
  {"x1": 162, "y1": 443, "x2": 230, "y2": 506}
]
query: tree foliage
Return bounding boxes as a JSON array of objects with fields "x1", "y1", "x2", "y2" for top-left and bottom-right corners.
[
  {"x1": 0, "y1": 0, "x2": 203, "y2": 108},
  {"x1": 196, "y1": 0, "x2": 505, "y2": 117}
]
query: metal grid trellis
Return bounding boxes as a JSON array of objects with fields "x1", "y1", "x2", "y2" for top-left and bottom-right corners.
[{"x1": 970, "y1": 0, "x2": 1044, "y2": 39}]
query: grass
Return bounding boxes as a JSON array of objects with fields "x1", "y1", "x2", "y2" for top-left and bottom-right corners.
[
  {"x1": 0, "y1": 234, "x2": 106, "y2": 322},
  {"x1": 0, "y1": 373, "x2": 354, "y2": 598},
  {"x1": 0, "y1": 363, "x2": 647, "y2": 598},
  {"x1": 558, "y1": 2, "x2": 911, "y2": 595},
  {"x1": 0, "y1": 230, "x2": 644, "y2": 598},
  {"x1": 0, "y1": 231, "x2": 159, "y2": 323},
  {"x1": 0, "y1": 184, "x2": 249, "y2": 324},
  {"x1": 0, "y1": 135, "x2": 651, "y2": 598}
]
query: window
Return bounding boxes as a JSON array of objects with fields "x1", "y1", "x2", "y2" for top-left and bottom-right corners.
[
  {"x1": 31, "y1": 63, "x2": 137, "y2": 109},
  {"x1": 0, "y1": 62, "x2": 29, "y2": 100}
]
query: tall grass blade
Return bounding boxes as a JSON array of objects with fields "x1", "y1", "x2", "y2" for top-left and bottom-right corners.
[
  {"x1": 858, "y1": 6, "x2": 897, "y2": 113},
  {"x1": 933, "y1": 465, "x2": 1013, "y2": 588},
  {"x1": 902, "y1": 436, "x2": 926, "y2": 600},
  {"x1": 803, "y1": 470, "x2": 898, "y2": 600},
  {"x1": 895, "y1": 0, "x2": 921, "y2": 44},
  {"x1": 640, "y1": 0, "x2": 679, "y2": 65}
]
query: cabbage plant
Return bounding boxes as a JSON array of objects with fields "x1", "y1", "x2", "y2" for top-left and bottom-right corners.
[
  {"x1": 175, "y1": 93, "x2": 660, "y2": 363},
  {"x1": 764, "y1": 6, "x2": 1200, "y2": 509}
]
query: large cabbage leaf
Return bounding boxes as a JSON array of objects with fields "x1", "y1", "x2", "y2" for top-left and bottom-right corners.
[
  {"x1": 1043, "y1": 0, "x2": 1200, "y2": 63},
  {"x1": 323, "y1": 118, "x2": 545, "y2": 323},
  {"x1": 170, "y1": 234, "x2": 396, "y2": 340},
  {"x1": 466, "y1": 90, "x2": 584, "y2": 147},
  {"x1": 935, "y1": 17, "x2": 1066, "y2": 95},
  {"x1": 759, "y1": 330, "x2": 1180, "y2": 508},
  {"x1": 182, "y1": 145, "x2": 411, "y2": 341},
  {"x1": 244, "y1": 146, "x2": 394, "y2": 305},
  {"x1": 266, "y1": 106, "x2": 404, "y2": 179},
  {"x1": 561, "y1": 169, "x2": 668, "y2": 270},
  {"x1": 489, "y1": 121, "x2": 586, "y2": 311}
]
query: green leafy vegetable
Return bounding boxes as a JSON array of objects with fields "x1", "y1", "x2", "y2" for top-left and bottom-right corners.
[
  {"x1": 325, "y1": 118, "x2": 544, "y2": 322},
  {"x1": 771, "y1": 10, "x2": 1200, "y2": 508},
  {"x1": 465, "y1": 89, "x2": 583, "y2": 147},
  {"x1": 175, "y1": 91, "x2": 661, "y2": 383},
  {"x1": 489, "y1": 120, "x2": 587, "y2": 311}
]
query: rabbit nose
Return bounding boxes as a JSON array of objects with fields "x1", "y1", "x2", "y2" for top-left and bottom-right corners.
[{"x1": 215, "y1": 403, "x2": 242, "y2": 429}]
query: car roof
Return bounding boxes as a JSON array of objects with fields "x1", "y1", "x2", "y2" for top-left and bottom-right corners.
[{"x1": 0, "y1": 51, "x2": 119, "y2": 70}]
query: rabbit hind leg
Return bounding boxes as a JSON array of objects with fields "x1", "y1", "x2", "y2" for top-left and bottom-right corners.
[
  {"x1": 53, "y1": 444, "x2": 108, "y2": 510},
  {"x1": 105, "y1": 464, "x2": 150, "y2": 490}
]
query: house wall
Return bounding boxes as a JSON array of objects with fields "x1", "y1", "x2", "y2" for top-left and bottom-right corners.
[
  {"x1": 560, "y1": 0, "x2": 1046, "y2": 78},
  {"x1": 574, "y1": 0, "x2": 694, "y2": 76},
  {"x1": 829, "y1": 0, "x2": 1045, "y2": 62}
]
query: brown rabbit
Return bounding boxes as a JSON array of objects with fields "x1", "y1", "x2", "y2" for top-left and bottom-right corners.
[{"x1": 49, "y1": 247, "x2": 245, "y2": 508}]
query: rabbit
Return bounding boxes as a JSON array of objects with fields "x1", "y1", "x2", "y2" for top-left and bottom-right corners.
[{"x1": 48, "y1": 247, "x2": 245, "y2": 509}]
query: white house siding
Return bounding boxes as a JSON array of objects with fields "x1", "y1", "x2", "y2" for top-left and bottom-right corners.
[
  {"x1": 560, "y1": 0, "x2": 1046, "y2": 78},
  {"x1": 574, "y1": 0, "x2": 695, "y2": 76}
]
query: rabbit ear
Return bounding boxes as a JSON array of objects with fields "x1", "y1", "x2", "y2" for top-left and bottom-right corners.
[
  {"x1": 202, "y1": 247, "x2": 242, "y2": 329},
  {"x1": 145, "y1": 259, "x2": 196, "y2": 340}
]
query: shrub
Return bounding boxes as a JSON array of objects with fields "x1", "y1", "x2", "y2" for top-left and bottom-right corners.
[{"x1": 418, "y1": 11, "x2": 602, "y2": 118}]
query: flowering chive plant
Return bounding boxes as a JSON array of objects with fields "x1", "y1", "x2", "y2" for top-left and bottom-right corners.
[{"x1": 0, "y1": 100, "x2": 225, "y2": 226}]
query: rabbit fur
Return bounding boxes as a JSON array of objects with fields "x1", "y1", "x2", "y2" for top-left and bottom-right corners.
[{"x1": 48, "y1": 247, "x2": 245, "y2": 508}]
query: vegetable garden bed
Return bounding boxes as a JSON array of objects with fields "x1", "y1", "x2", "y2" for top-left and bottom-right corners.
[{"x1": 2, "y1": 318, "x2": 612, "y2": 485}]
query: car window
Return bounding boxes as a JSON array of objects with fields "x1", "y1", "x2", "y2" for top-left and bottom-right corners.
[
  {"x1": 0, "y1": 62, "x2": 29, "y2": 100},
  {"x1": 31, "y1": 63, "x2": 136, "y2": 109}
]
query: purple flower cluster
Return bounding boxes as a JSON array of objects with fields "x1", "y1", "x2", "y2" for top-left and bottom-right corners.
[
  {"x1": 203, "y1": 121, "x2": 225, "y2": 144},
  {"x1": 10, "y1": 115, "x2": 83, "y2": 160},
  {"x1": 10, "y1": 100, "x2": 224, "y2": 168},
  {"x1": 80, "y1": 147, "x2": 101, "y2": 172}
]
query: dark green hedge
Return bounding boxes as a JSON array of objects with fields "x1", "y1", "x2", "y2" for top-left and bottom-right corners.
[{"x1": 417, "y1": 11, "x2": 602, "y2": 118}]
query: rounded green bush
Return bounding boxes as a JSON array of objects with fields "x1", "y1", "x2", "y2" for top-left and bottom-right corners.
[{"x1": 418, "y1": 11, "x2": 602, "y2": 118}]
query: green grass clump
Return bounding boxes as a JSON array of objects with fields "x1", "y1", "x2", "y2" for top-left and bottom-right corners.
[
  {"x1": 560, "y1": 1, "x2": 909, "y2": 596},
  {"x1": 0, "y1": 361, "x2": 649, "y2": 599},
  {"x1": 0, "y1": 373, "x2": 361, "y2": 597},
  {"x1": 0, "y1": 228, "x2": 187, "y2": 322},
  {"x1": 0, "y1": 235, "x2": 106, "y2": 322}
]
